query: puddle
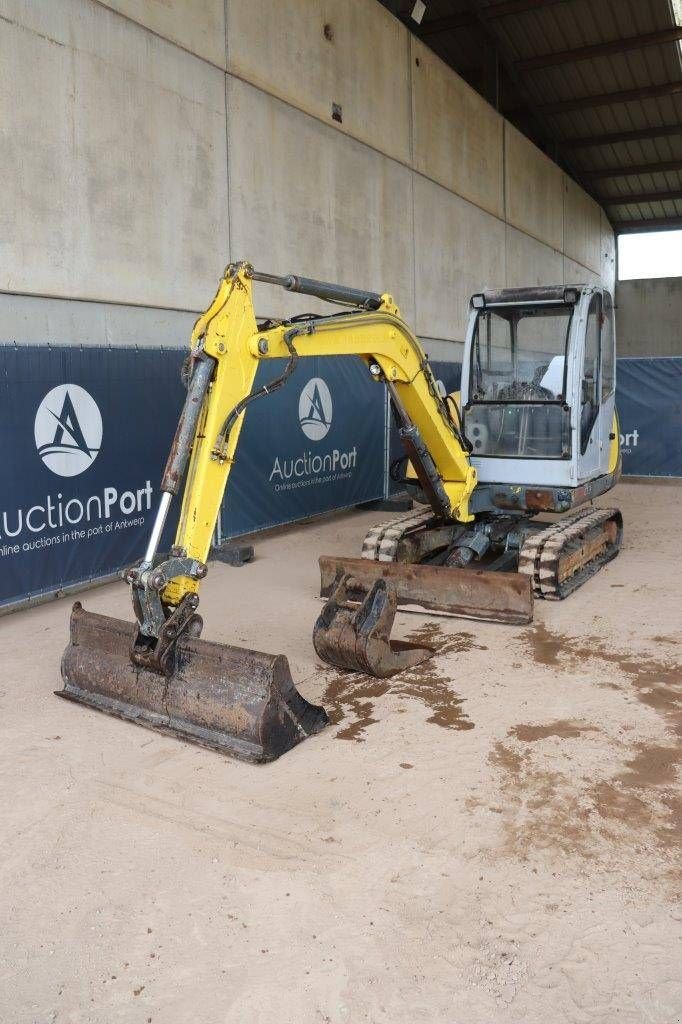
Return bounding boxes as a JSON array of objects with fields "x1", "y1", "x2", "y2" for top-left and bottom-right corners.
[
  {"x1": 594, "y1": 743, "x2": 681, "y2": 850},
  {"x1": 483, "y1": 625, "x2": 682, "y2": 867},
  {"x1": 523, "y1": 623, "x2": 682, "y2": 731},
  {"x1": 509, "y1": 719, "x2": 598, "y2": 742},
  {"x1": 389, "y1": 659, "x2": 475, "y2": 732},
  {"x1": 404, "y1": 622, "x2": 488, "y2": 657},
  {"x1": 322, "y1": 673, "x2": 391, "y2": 742},
  {"x1": 321, "y1": 622, "x2": 479, "y2": 742}
]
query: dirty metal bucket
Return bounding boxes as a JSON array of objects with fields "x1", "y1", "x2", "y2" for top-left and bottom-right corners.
[
  {"x1": 319, "y1": 556, "x2": 533, "y2": 625},
  {"x1": 57, "y1": 603, "x2": 328, "y2": 763},
  {"x1": 313, "y1": 573, "x2": 433, "y2": 677}
]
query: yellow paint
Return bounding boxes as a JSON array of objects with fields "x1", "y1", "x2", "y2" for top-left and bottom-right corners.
[
  {"x1": 164, "y1": 270, "x2": 259, "y2": 604},
  {"x1": 163, "y1": 265, "x2": 475, "y2": 605},
  {"x1": 608, "y1": 410, "x2": 621, "y2": 477},
  {"x1": 405, "y1": 390, "x2": 461, "y2": 484}
]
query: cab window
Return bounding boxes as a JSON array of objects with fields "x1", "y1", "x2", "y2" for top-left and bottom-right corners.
[{"x1": 601, "y1": 291, "x2": 615, "y2": 400}]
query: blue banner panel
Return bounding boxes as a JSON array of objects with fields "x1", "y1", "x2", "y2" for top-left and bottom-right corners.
[
  {"x1": 0, "y1": 345, "x2": 185, "y2": 608},
  {"x1": 222, "y1": 356, "x2": 385, "y2": 536},
  {"x1": 431, "y1": 360, "x2": 463, "y2": 397},
  {"x1": 616, "y1": 357, "x2": 682, "y2": 477}
]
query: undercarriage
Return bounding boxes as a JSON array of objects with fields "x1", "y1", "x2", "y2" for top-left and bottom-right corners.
[{"x1": 358, "y1": 502, "x2": 623, "y2": 600}]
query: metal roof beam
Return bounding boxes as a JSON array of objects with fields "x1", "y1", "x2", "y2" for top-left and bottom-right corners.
[
  {"x1": 461, "y1": 0, "x2": 570, "y2": 164},
  {"x1": 582, "y1": 159, "x2": 682, "y2": 180},
  {"x1": 559, "y1": 124, "x2": 682, "y2": 149},
  {"x1": 411, "y1": 11, "x2": 475, "y2": 33},
  {"x1": 516, "y1": 27, "x2": 682, "y2": 71},
  {"x1": 613, "y1": 216, "x2": 682, "y2": 233},
  {"x1": 599, "y1": 188, "x2": 682, "y2": 206},
  {"x1": 531, "y1": 80, "x2": 682, "y2": 115},
  {"x1": 484, "y1": 0, "x2": 573, "y2": 16},
  {"x1": 413, "y1": 0, "x2": 573, "y2": 36}
]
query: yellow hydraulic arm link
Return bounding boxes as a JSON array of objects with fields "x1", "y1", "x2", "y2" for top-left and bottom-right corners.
[{"x1": 162, "y1": 263, "x2": 476, "y2": 608}]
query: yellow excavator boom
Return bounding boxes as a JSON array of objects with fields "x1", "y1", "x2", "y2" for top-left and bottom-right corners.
[
  {"x1": 56, "y1": 261, "x2": 488, "y2": 762},
  {"x1": 165, "y1": 263, "x2": 476, "y2": 606}
]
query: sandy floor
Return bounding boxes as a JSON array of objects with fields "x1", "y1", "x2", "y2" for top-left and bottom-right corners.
[{"x1": 0, "y1": 481, "x2": 680, "y2": 1023}]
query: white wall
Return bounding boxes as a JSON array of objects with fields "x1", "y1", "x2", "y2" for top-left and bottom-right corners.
[
  {"x1": 0, "y1": 0, "x2": 614, "y2": 349},
  {"x1": 0, "y1": 0, "x2": 229, "y2": 311},
  {"x1": 225, "y1": 77, "x2": 415, "y2": 323}
]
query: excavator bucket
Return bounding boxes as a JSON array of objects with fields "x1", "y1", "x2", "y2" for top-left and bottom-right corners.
[
  {"x1": 313, "y1": 573, "x2": 433, "y2": 677},
  {"x1": 57, "y1": 603, "x2": 329, "y2": 763}
]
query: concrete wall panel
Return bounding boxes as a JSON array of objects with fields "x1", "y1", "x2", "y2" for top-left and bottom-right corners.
[
  {"x1": 0, "y1": 0, "x2": 229, "y2": 310},
  {"x1": 411, "y1": 40, "x2": 504, "y2": 219},
  {"x1": 616, "y1": 278, "x2": 682, "y2": 357},
  {"x1": 414, "y1": 175, "x2": 506, "y2": 342},
  {"x1": 563, "y1": 256, "x2": 600, "y2": 288},
  {"x1": 504, "y1": 124, "x2": 563, "y2": 251},
  {"x1": 563, "y1": 176, "x2": 601, "y2": 274},
  {"x1": 0, "y1": 292, "x2": 196, "y2": 347},
  {"x1": 226, "y1": 77, "x2": 414, "y2": 322},
  {"x1": 505, "y1": 226, "x2": 563, "y2": 289},
  {"x1": 419, "y1": 337, "x2": 465, "y2": 364},
  {"x1": 98, "y1": 0, "x2": 226, "y2": 67},
  {"x1": 226, "y1": 0, "x2": 411, "y2": 164}
]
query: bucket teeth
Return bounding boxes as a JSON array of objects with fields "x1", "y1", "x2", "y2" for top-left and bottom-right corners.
[
  {"x1": 57, "y1": 602, "x2": 328, "y2": 763},
  {"x1": 313, "y1": 573, "x2": 433, "y2": 678}
]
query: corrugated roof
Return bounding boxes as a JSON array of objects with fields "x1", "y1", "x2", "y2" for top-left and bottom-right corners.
[{"x1": 382, "y1": 0, "x2": 682, "y2": 232}]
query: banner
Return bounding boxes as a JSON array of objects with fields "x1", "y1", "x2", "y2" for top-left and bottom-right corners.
[
  {"x1": 222, "y1": 356, "x2": 385, "y2": 536},
  {"x1": 616, "y1": 357, "x2": 682, "y2": 477},
  {"x1": 2, "y1": 346, "x2": 677, "y2": 611},
  {"x1": 0, "y1": 345, "x2": 185, "y2": 608},
  {"x1": 0, "y1": 346, "x2": 386, "y2": 610}
]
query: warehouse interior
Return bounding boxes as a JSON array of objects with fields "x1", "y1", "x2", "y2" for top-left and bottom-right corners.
[{"x1": 1, "y1": 1, "x2": 680, "y2": 1022}]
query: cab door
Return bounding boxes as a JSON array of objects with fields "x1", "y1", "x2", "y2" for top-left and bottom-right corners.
[{"x1": 577, "y1": 291, "x2": 602, "y2": 480}]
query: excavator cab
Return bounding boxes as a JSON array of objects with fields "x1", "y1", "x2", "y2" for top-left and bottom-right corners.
[
  {"x1": 394, "y1": 284, "x2": 622, "y2": 598},
  {"x1": 461, "y1": 285, "x2": 620, "y2": 504}
]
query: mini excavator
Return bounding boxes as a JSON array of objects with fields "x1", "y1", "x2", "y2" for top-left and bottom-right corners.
[{"x1": 58, "y1": 263, "x2": 622, "y2": 762}]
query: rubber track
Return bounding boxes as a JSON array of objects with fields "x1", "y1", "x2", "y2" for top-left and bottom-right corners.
[
  {"x1": 361, "y1": 508, "x2": 435, "y2": 562},
  {"x1": 518, "y1": 506, "x2": 621, "y2": 600}
]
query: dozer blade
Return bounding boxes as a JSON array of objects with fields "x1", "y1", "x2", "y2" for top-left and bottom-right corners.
[
  {"x1": 319, "y1": 556, "x2": 533, "y2": 625},
  {"x1": 57, "y1": 602, "x2": 328, "y2": 763},
  {"x1": 313, "y1": 573, "x2": 433, "y2": 678}
]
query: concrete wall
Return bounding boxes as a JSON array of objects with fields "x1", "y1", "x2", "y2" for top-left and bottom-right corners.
[
  {"x1": 0, "y1": 293, "x2": 196, "y2": 348},
  {"x1": 505, "y1": 124, "x2": 564, "y2": 253},
  {"x1": 411, "y1": 39, "x2": 504, "y2": 220},
  {"x1": 0, "y1": 0, "x2": 614, "y2": 356},
  {"x1": 616, "y1": 278, "x2": 682, "y2": 357}
]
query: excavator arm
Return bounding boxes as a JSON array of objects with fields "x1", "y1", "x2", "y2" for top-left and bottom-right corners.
[
  {"x1": 140, "y1": 263, "x2": 476, "y2": 632},
  {"x1": 57, "y1": 263, "x2": 512, "y2": 762}
]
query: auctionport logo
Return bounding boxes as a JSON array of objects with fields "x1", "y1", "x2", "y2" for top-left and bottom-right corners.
[
  {"x1": 34, "y1": 384, "x2": 102, "y2": 477},
  {"x1": 298, "y1": 377, "x2": 332, "y2": 441}
]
